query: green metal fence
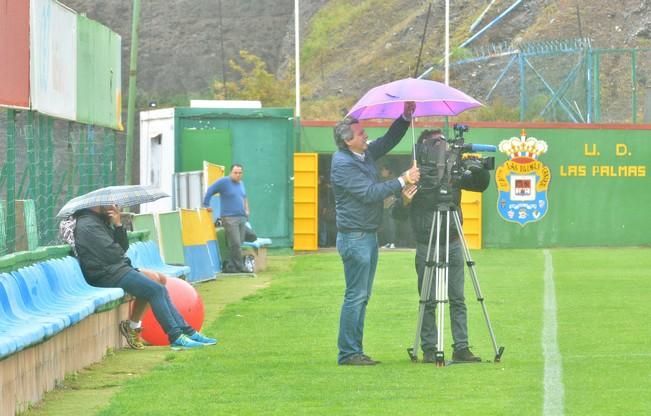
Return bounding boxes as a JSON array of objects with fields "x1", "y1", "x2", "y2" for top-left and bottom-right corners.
[
  {"x1": 452, "y1": 41, "x2": 651, "y2": 124},
  {"x1": 0, "y1": 108, "x2": 125, "y2": 254}
]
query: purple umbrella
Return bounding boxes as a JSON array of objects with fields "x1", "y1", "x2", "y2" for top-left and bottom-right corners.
[
  {"x1": 347, "y1": 77, "x2": 481, "y2": 119},
  {"x1": 347, "y1": 77, "x2": 482, "y2": 162}
]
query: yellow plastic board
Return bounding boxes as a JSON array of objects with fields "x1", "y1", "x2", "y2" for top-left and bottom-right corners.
[
  {"x1": 180, "y1": 209, "x2": 208, "y2": 246},
  {"x1": 203, "y1": 161, "x2": 225, "y2": 191},
  {"x1": 293, "y1": 153, "x2": 318, "y2": 251},
  {"x1": 460, "y1": 190, "x2": 482, "y2": 249}
]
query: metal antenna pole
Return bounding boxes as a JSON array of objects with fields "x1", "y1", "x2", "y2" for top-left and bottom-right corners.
[
  {"x1": 124, "y1": 0, "x2": 141, "y2": 185},
  {"x1": 414, "y1": 2, "x2": 433, "y2": 78},
  {"x1": 219, "y1": 0, "x2": 227, "y2": 98}
]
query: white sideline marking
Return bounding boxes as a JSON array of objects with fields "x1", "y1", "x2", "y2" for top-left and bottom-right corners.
[{"x1": 543, "y1": 249, "x2": 564, "y2": 416}]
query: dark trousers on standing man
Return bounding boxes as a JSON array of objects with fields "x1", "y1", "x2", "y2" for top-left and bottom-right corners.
[{"x1": 222, "y1": 215, "x2": 247, "y2": 272}]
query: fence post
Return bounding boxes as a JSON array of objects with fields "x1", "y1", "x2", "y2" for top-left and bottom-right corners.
[
  {"x1": 631, "y1": 49, "x2": 637, "y2": 124},
  {"x1": 644, "y1": 87, "x2": 651, "y2": 123},
  {"x1": 6, "y1": 109, "x2": 16, "y2": 252},
  {"x1": 46, "y1": 116, "x2": 54, "y2": 242}
]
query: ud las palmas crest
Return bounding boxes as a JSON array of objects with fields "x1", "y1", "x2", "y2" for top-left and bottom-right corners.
[{"x1": 495, "y1": 130, "x2": 551, "y2": 226}]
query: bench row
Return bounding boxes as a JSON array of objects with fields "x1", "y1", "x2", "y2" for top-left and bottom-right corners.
[{"x1": 0, "y1": 256, "x2": 124, "y2": 359}]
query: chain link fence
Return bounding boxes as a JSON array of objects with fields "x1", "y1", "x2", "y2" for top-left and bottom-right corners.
[
  {"x1": 450, "y1": 41, "x2": 651, "y2": 123},
  {"x1": 0, "y1": 109, "x2": 126, "y2": 254}
]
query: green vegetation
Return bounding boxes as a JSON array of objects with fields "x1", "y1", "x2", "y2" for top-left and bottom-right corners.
[
  {"x1": 302, "y1": 1, "x2": 375, "y2": 63},
  {"x1": 28, "y1": 248, "x2": 650, "y2": 415},
  {"x1": 212, "y1": 50, "x2": 296, "y2": 107}
]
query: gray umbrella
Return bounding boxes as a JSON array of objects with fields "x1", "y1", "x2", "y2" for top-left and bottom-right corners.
[{"x1": 56, "y1": 185, "x2": 169, "y2": 219}]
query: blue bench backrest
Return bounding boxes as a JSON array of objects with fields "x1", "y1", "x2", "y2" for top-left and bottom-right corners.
[
  {"x1": 39, "y1": 256, "x2": 124, "y2": 307},
  {"x1": 126, "y1": 241, "x2": 190, "y2": 278},
  {"x1": 0, "y1": 272, "x2": 62, "y2": 337},
  {"x1": 0, "y1": 256, "x2": 126, "y2": 360},
  {"x1": 0, "y1": 273, "x2": 49, "y2": 358}
]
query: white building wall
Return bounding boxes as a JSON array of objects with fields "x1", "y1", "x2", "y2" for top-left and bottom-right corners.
[{"x1": 139, "y1": 108, "x2": 176, "y2": 213}]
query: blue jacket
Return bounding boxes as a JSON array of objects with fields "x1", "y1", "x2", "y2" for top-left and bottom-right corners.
[{"x1": 330, "y1": 117, "x2": 410, "y2": 232}]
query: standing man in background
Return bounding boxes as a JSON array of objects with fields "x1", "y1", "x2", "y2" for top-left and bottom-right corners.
[
  {"x1": 331, "y1": 102, "x2": 419, "y2": 366},
  {"x1": 203, "y1": 164, "x2": 249, "y2": 273},
  {"x1": 379, "y1": 165, "x2": 398, "y2": 249}
]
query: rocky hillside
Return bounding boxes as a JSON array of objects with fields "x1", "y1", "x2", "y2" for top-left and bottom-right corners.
[
  {"x1": 60, "y1": 0, "x2": 651, "y2": 121},
  {"x1": 60, "y1": 0, "x2": 326, "y2": 104}
]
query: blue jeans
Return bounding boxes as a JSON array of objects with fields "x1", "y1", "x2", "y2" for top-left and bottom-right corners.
[
  {"x1": 117, "y1": 269, "x2": 194, "y2": 343},
  {"x1": 336, "y1": 231, "x2": 378, "y2": 363}
]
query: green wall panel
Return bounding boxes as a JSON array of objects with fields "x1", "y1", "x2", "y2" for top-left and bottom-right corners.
[
  {"x1": 483, "y1": 126, "x2": 651, "y2": 248},
  {"x1": 176, "y1": 108, "x2": 295, "y2": 247},
  {"x1": 77, "y1": 15, "x2": 122, "y2": 129},
  {"x1": 132, "y1": 213, "x2": 158, "y2": 242},
  {"x1": 180, "y1": 128, "x2": 231, "y2": 172},
  {"x1": 301, "y1": 122, "x2": 651, "y2": 248},
  {"x1": 158, "y1": 211, "x2": 185, "y2": 265}
]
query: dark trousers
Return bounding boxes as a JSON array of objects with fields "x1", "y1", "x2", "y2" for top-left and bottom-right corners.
[
  {"x1": 222, "y1": 216, "x2": 247, "y2": 271},
  {"x1": 415, "y1": 239, "x2": 468, "y2": 352}
]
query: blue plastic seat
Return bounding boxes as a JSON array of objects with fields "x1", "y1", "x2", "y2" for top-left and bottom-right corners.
[
  {"x1": 37, "y1": 259, "x2": 98, "y2": 311},
  {"x1": 0, "y1": 258, "x2": 125, "y2": 360},
  {"x1": 125, "y1": 242, "x2": 142, "y2": 267},
  {"x1": 16, "y1": 264, "x2": 95, "y2": 325},
  {"x1": 128, "y1": 240, "x2": 190, "y2": 278},
  {"x1": 0, "y1": 274, "x2": 48, "y2": 358},
  {"x1": 10, "y1": 268, "x2": 74, "y2": 327},
  {"x1": 40, "y1": 257, "x2": 124, "y2": 309},
  {"x1": 242, "y1": 238, "x2": 272, "y2": 249},
  {"x1": 142, "y1": 241, "x2": 190, "y2": 277},
  {"x1": 0, "y1": 272, "x2": 64, "y2": 337}
]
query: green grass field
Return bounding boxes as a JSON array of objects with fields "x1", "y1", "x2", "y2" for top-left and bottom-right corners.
[{"x1": 25, "y1": 248, "x2": 651, "y2": 415}]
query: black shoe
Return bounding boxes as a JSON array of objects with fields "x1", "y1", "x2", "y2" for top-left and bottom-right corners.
[
  {"x1": 361, "y1": 354, "x2": 381, "y2": 364},
  {"x1": 422, "y1": 351, "x2": 436, "y2": 363},
  {"x1": 452, "y1": 347, "x2": 481, "y2": 362},
  {"x1": 339, "y1": 354, "x2": 379, "y2": 366}
]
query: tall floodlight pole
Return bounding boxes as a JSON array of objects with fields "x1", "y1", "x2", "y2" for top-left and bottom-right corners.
[
  {"x1": 125, "y1": 0, "x2": 141, "y2": 185},
  {"x1": 294, "y1": 0, "x2": 302, "y2": 153},
  {"x1": 294, "y1": 0, "x2": 301, "y2": 119},
  {"x1": 444, "y1": 0, "x2": 450, "y2": 137},
  {"x1": 445, "y1": 0, "x2": 449, "y2": 85}
]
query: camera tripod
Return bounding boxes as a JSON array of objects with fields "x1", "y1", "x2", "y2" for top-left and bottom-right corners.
[{"x1": 406, "y1": 201, "x2": 504, "y2": 366}]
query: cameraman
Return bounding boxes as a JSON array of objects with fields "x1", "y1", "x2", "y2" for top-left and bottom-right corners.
[{"x1": 395, "y1": 129, "x2": 490, "y2": 363}]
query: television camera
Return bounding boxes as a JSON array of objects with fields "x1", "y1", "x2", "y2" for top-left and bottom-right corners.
[{"x1": 416, "y1": 124, "x2": 496, "y2": 198}]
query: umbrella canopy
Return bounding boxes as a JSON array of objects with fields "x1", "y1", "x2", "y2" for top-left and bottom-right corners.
[
  {"x1": 56, "y1": 185, "x2": 169, "y2": 219},
  {"x1": 347, "y1": 77, "x2": 481, "y2": 119}
]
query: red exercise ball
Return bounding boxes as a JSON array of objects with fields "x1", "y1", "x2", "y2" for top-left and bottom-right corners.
[{"x1": 138, "y1": 277, "x2": 205, "y2": 346}]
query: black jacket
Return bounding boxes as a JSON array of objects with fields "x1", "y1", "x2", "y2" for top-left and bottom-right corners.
[
  {"x1": 74, "y1": 209, "x2": 133, "y2": 286},
  {"x1": 394, "y1": 166, "x2": 490, "y2": 245}
]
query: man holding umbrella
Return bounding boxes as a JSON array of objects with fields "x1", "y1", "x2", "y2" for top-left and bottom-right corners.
[
  {"x1": 59, "y1": 185, "x2": 218, "y2": 350},
  {"x1": 73, "y1": 204, "x2": 217, "y2": 350},
  {"x1": 332, "y1": 101, "x2": 419, "y2": 365}
]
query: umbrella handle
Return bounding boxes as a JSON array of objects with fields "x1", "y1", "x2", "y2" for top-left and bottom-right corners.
[{"x1": 411, "y1": 118, "x2": 417, "y2": 167}]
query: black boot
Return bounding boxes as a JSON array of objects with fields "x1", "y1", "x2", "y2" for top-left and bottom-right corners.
[{"x1": 452, "y1": 347, "x2": 481, "y2": 362}]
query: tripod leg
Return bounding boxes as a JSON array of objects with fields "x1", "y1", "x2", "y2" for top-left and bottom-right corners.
[
  {"x1": 408, "y1": 211, "x2": 439, "y2": 362},
  {"x1": 434, "y1": 209, "x2": 449, "y2": 367},
  {"x1": 452, "y1": 210, "x2": 505, "y2": 362}
]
